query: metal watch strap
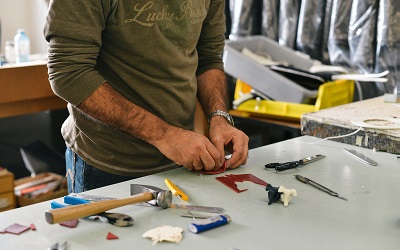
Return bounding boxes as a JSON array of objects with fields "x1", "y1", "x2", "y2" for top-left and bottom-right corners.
[{"x1": 207, "y1": 110, "x2": 234, "y2": 126}]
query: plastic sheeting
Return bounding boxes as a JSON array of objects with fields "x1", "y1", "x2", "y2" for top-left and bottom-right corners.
[
  {"x1": 328, "y1": 0, "x2": 353, "y2": 67},
  {"x1": 320, "y1": 0, "x2": 334, "y2": 64},
  {"x1": 296, "y1": 0, "x2": 327, "y2": 61},
  {"x1": 348, "y1": 0, "x2": 379, "y2": 74},
  {"x1": 227, "y1": 0, "x2": 399, "y2": 98},
  {"x1": 375, "y1": 0, "x2": 400, "y2": 94},
  {"x1": 278, "y1": 0, "x2": 301, "y2": 49},
  {"x1": 228, "y1": 0, "x2": 262, "y2": 40},
  {"x1": 347, "y1": 0, "x2": 380, "y2": 100},
  {"x1": 261, "y1": 0, "x2": 279, "y2": 41}
]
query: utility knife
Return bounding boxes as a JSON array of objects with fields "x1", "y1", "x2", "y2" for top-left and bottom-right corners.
[
  {"x1": 265, "y1": 154, "x2": 325, "y2": 171},
  {"x1": 164, "y1": 178, "x2": 189, "y2": 201}
]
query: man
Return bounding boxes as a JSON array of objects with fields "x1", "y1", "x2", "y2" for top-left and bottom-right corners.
[{"x1": 44, "y1": 0, "x2": 249, "y2": 193}]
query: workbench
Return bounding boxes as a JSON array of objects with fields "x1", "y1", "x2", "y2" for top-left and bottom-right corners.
[
  {"x1": 301, "y1": 96, "x2": 400, "y2": 154},
  {"x1": 1, "y1": 136, "x2": 399, "y2": 250}
]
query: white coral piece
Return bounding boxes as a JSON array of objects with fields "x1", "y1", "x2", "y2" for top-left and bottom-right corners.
[
  {"x1": 143, "y1": 225, "x2": 184, "y2": 245},
  {"x1": 278, "y1": 186, "x2": 297, "y2": 207}
]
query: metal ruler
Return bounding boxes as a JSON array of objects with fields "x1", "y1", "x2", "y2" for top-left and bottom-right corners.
[
  {"x1": 170, "y1": 203, "x2": 224, "y2": 214},
  {"x1": 68, "y1": 193, "x2": 224, "y2": 214}
]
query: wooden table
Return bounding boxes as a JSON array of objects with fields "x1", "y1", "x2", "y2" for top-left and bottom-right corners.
[
  {"x1": 229, "y1": 109, "x2": 301, "y2": 129},
  {"x1": 301, "y1": 96, "x2": 400, "y2": 154},
  {"x1": 0, "y1": 61, "x2": 66, "y2": 118}
]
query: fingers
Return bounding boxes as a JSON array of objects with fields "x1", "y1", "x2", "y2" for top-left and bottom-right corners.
[
  {"x1": 185, "y1": 145, "x2": 221, "y2": 171},
  {"x1": 202, "y1": 143, "x2": 222, "y2": 170},
  {"x1": 208, "y1": 132, "x2": 230, "y2": 169},
  {"x1": 184, "y1": 136, "x2": 221, "y2": 171},
  {"x1": 155, "y1": 127, "x2": 223, "y2": 171},
  {"x1": 226, "y1": 148, "x2": 248, "y2": 169},
  {"x1": 191, "y1": 157, "x2": 204, "y2": 171},
  {"x1": 156, "y1": 126, "x2": 246, "y2": 173},
  {"x1": 225, "y1": 131, "x2": 249, "y2": 169},
  {"x1": 166, "y1": 131, "x2": 221, "y2": 171},
  {"x1": 209, "y1": 125, "x2": 249, "y2": 170}
]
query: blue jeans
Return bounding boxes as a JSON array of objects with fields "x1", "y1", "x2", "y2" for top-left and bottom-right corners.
[{"x1": 65, "y1": 147, "x2": 134, "y2": 193}]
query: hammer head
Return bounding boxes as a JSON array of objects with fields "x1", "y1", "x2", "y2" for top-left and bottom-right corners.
[{"x1": 130, "y1": 184, "x2": 172, "y2": 209}]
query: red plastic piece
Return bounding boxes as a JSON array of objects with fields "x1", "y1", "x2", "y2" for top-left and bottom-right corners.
[
  {"x1": 59, "y1": 219, "x2": 79, "y2": 228},
  {"x1": 201, "y1": 162, "x2": 227, "y2": 175},
  {"x1": 30, "y1": 223, "x2": 36, "y2": 230},
  {"x1": 216, "y1": 174, "x2": 268, "y2": 193},
  {"x1": 106, "y1": 232, "x2": 119, "y2": 240},
  {"x1": 3, "y1": 223, "x2": 30, "y2": 235}
]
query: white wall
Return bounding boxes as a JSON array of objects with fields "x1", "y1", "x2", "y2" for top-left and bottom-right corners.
[{"x1": 0, "y1": 0, "x2": 49, "y2": 55}]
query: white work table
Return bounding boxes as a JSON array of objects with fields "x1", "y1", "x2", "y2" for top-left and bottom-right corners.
[{"x1": 1, "y1": 136, "x2": 399, "y2": 249}]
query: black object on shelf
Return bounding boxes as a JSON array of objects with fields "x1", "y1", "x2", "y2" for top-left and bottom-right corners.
[{"x1": 19, "y1": 140, "x2": 66, "y2": 176}]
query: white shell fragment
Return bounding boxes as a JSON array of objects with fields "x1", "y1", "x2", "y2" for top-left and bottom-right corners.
[
  {"x1": 278, "y1": 186, "x2": 297, "y2": 207},
  {"x1": 142, "y1": 225, "x2": 184, "y2": 245}
]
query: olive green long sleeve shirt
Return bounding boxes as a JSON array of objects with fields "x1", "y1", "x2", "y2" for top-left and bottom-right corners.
[{"x1": 44, "y1": 0, "x2": 226, "y2": 176}]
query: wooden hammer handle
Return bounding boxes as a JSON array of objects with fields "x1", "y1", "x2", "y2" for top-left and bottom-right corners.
[{"x1": 45, "y1": 192, "x2": 153, "y2": 224}]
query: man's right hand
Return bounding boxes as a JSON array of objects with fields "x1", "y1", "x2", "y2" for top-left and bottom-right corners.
[{"x1": 153, "y1": 126, "x2": 223, "y2": 171}]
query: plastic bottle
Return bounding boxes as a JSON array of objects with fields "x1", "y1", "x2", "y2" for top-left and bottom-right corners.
[
  {"x1": 14, "y1": 29, "x2": 30, "y2": 63},
  {"x1": 5, "y1": 41, "x2": 15, "y2": 63}
]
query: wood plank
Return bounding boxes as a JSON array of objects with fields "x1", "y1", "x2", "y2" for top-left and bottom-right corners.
[
  {"x1": 0, "y1": 97, "x2": 66, "y2": 118},
  {"x1": 0, "y1": 62, "x2": 67, "y2": 118}
]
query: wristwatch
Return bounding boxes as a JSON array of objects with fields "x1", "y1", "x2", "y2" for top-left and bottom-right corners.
[{"x1": 207, "y1": 110, "x2": 235, "y2": 126}]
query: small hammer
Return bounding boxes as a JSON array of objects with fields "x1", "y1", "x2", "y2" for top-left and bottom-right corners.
[{"x1": 45, "y1": 184, "x2": 172, "y2": 224}]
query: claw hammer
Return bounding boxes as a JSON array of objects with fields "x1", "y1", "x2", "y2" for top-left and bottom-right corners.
[{"x1": 45, "y1": 184, "x2": 172, "y2": 224}]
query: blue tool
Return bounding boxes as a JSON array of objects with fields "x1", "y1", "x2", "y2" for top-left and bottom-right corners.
[
  {"x1": 188, "y1": 214, "x2": 231, "y2": 234},
  {"x1": 50, "y1": 196, "x2": 134, "y2": 227}
]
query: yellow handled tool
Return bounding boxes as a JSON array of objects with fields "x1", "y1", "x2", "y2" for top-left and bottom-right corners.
[{"x1": 164, "y1": 179, "x2": 189, "y2": 201}]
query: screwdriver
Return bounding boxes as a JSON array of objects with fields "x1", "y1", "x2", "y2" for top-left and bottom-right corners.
[{"x1": 294, "y1": 174, "x2": 347, "y2": 201}]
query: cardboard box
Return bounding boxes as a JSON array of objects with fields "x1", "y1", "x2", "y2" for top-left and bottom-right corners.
[
  {"x1": 0, "y1": 191, "x2": 16, "y2": 212},
  {"x1": 0, "y1": 169, "x2": 16, "y2": 211},
  {"x1": 0, "y1": 169, "x2": 14, "y2": 193},
  {"x1": 14, "y1": 172, "x2": 67, "y2": 207}
]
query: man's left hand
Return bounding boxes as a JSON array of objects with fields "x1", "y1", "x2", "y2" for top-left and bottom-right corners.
[{"x1": 208, "y1": 116, "x2": 249, "y2": 170}]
